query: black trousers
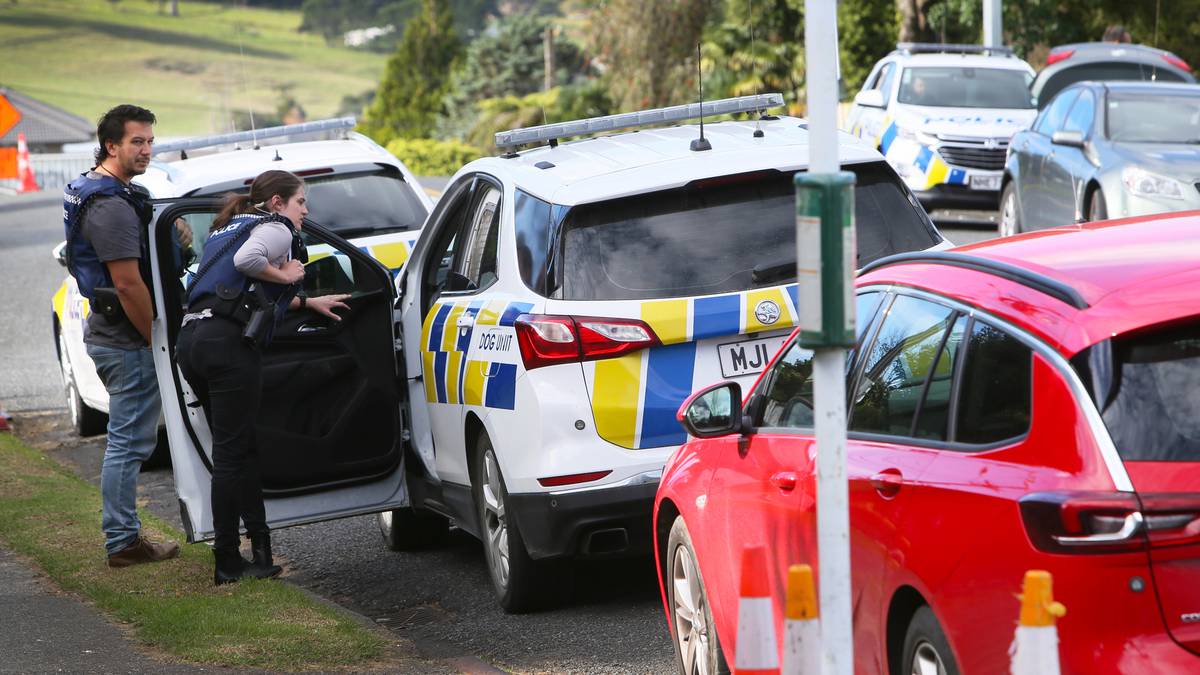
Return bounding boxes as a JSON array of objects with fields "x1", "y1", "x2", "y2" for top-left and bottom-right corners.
[{"x1": 176, "y1": 317, "x2": 268, "y2": 550}]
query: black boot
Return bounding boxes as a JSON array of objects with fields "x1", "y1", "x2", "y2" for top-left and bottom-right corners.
[
  {"x1": 249, "y1": 533, "x2": 282, "y2": 578},
  {"x1": 213, "y1": 546, "x2": 249, "y2": 586}
]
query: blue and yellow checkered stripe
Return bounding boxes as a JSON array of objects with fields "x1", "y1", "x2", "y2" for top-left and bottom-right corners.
[
  {"x1": 591, "y1": 284, "x2": 800, "y2": 450},
  {"x1": 877, "y1": 119, "x2": 969, "y2": 191},
  {"x1": 421, "y1": 299, "x2": 533, "y2": 410},
  {"x1": 306, "y1": 233, "x2": 418, "y2": 277}
]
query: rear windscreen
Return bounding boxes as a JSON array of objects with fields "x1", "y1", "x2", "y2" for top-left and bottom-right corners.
[
  {"x1": 555, "y1": 162, "x2": 940, "y2": 301},
  {"x1": 1082, "y1": 323, "x2": 1200, "y2": 462},
  {"x1": 1038, "y1": 62, "x2": 1187, "y2": 108}
]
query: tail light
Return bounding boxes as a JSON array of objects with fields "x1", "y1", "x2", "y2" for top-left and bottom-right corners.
[
  {"x1": 1162, "y1": 53, "x2": 1192, "y2": 72},
  {"x1": 1020, "y1": 491, "x2": 1200, "y2": 554},
  {"x1": 1045, "y1": 49, "x2": 1074, "y2": 66},
  {"x1": 514, "y1": 314, "x2": 659, "y2": 370}
]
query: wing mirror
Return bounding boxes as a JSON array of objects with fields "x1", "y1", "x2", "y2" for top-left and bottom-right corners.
[
  {"x1": 854, "y1": 89, "x2": 886, "y2": 109},
  {"x1": 677, "y1": 381, "x2": 744, "y2": 438},
  {"x1": 1051, "y1": 130, "x2": 1086, "y2": 149},
  {"x1": 52, "y1": 241, "x2": 67, "y2": 268}
]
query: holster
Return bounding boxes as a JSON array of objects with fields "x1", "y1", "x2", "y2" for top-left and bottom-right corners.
[{"x1": 90, "y1": 287, "x2": 126, "y2": 320}]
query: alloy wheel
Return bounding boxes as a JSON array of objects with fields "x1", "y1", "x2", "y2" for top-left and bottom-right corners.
[
  {"x1": 672, "y1": 544, "x2": 712, "y2": 675},
  {"x1": 999, "y1": 191, "x2": 1018, "y2": 238},
  {"x1": 910, "y1": 640, "x2": 948, "y2": 675},
  {"x1": 59, "y1": 333, "x2": 80, "y2": 427},
  {"x1": 481, "y1": 450, "x2": 510, "y2": 588}
]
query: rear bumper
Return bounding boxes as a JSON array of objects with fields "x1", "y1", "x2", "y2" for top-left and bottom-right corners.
[{"x1": 506, "y1": 481, "x2": 658, "y2": 560}]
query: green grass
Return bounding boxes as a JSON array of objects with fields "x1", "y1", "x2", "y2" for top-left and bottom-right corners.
[
  {"x1": 0, "y1": 0, "x2": 387, "y2": 136},
  {"x1": 0, "y1": 431, "x2": 389, "y2": 671}
]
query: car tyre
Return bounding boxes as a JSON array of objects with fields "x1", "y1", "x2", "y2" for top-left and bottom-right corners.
[
  {"x1": 473, "y1": 430, "x2": 570, "y2": 613},
  {"x1": 60, "y1": 332, "x2": 107, "y2": 437},
  {"x1": 1087, "y1": 189, "x2": 1108, "y2": 222},
  {"x1": 998, "y1": 182, "x2": 1021, "y2": 238},
  {"x1": 667, "y1": 516, "x2": 730, "y2": 675},
  {"x1": 377, "y1": 507, "x2": 449, "y2": 551},
  {"x1": 901, "y1": 605, "x2": 959, "y2": 675}
]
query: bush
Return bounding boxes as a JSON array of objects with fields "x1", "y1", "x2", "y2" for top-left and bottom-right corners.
[{"x1": 385, "y1": 137, "x2": 482, "y2": 176}]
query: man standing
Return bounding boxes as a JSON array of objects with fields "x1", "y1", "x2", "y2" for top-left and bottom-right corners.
[{"x1": 63, "y1": 105, "x2": 180, "y2": 567}]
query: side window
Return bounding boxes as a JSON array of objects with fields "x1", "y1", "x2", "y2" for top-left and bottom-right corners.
[
  {"x1": 1035, "y1": 89, "x2": 1080, "y2": 135},
  {"x1": 420, "y1": 180, "x2": 474, "y2": 314},
  {"x1": 911, "y1": 315, "x2": 966, "y2": 440},
  {"x1": 955, "y1": 320, "x2": 1032, "y2": 443},
  {"x1": 877, "y1": 63, "x2": 896, "y2": 101},
  {"x1": 457, "y1": 186, "x2": 501, "y2": 291},
  {"x1": 1062, "y1": 89, "x2": 1096, "y2": 137},
  {"x1": 850, "y1": 295, "x2": 957, "y2": 437},
  {"x1": 758, "y1": 339, "x2": 817, "y2": 429}
]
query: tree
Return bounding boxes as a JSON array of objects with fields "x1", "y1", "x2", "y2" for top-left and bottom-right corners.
[
  {"x1": 703, "y1": 0, "x2": 805, "y2": 111},
  {"x1": 839, "y1": 0, "x2": 897, "y2": 92},
  {"x1": 361, "y1": 0, "x2": 462, "y2": 143},
  {"x1": 896, "y1": 0, "x2": 938, "y2": 43}
]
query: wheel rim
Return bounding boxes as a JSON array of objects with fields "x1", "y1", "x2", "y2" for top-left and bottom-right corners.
[
  {"x1": 481, "y1": 450, "x2": 510, "y2": 588},
  {"x1": 378, "y1": 510, "x2": 392, "y2": 535},
  {"x1": 911, "y1": 640, "x2": 947, "y2": 675},
  {"x1": 59, "y1": 335, "x2": 80, "y2": 427},
  {"x1": 671, "y1": 544, "x2": 711, "y2": 675},
  {"x1": 999, "y1": 191, "x2": 1017, "y2": 237}
]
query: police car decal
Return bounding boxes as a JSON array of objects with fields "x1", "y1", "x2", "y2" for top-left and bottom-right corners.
[
  {"x1": 306, "y1": 231, "x2": 420, "y2": 277},
  {"x1": 590, "y1": 284, "x2": 800, "y2": 450},
  {"x1": 420, "y1": 299, "x2": 534, "y2": 410}
]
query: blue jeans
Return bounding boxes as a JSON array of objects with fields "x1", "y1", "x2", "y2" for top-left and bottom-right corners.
[{"x1": 86, "y1": 344, "x2": 161, "y2": 555}]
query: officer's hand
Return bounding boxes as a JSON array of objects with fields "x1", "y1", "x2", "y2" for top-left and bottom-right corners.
[
  {"x1": 308, "y1": 294, "x2": 351, "y2": 321},
  {"x1": 174, "y1": 218, "x2": 193, "y2": 248},
  {"x1": 281, "y1": 259, "x2": 306, "y2": 284}
]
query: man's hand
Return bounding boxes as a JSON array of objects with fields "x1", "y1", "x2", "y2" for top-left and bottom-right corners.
[
  {"x1": 174, "y1": 218, "x2": 193, "y2": 248},
  {"x1": 106, "y1": 258, "x2": 153, "y2": 344},
  {"x1": 306, "y1": 294, "x2": 352, "y2": 321}
]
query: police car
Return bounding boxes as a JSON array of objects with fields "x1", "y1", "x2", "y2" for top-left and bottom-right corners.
[
  {"x1": 845, "y1": 43, "x2": 1038, "y2": 209},
  {"x1": 148, "y1": 95, "x2": 948, "y2": 612},
  {"x1": 51, "y1": 118, "x2": 434, "y2": 438}
]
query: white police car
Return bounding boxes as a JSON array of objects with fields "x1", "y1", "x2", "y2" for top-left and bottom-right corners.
[
  {"x1": 51, "y1": 118, "x2": 434, "y2": 439},
  {"x1": 845, "y1": 43, "x2": 1037, "y2": 209},
  {"x1": 149, "y1": 95, "x2": 948, "y2": 612}
]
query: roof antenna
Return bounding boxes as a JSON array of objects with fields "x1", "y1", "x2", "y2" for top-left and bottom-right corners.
[
  {"x1": 749, "y1": 0, "x2": 764, "y2": 138},
  {"x1": 691, "y1": 43, "x2": 712, "y2": 152},
  {"x1": 235, "y1": 23, "x2": 260, "y2": 150}
]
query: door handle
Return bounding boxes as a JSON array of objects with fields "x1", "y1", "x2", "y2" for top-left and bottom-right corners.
[
  {"x1": 769, "y1": 471, "x2": 797, "y2": 492},
  {"x1": 870, "y1": 469, "x2": 903, "y2": 499},
  {"x1": 296, "y1": 323, "x2": 325, "y2": 333},
  {"x1": 456, "y1": 314, "x2": 475, "y2": 328}
]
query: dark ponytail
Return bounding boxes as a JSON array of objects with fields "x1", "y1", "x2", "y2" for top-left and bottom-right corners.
[{"x1": 211, "y1": 169, "x2": 304, "y2": 231}]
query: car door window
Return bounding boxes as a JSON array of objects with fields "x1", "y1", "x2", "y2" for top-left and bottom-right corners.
[
  {"x1": 1062, "y1": 89, "x2": 1096, "y2": 137},
  {"x1": 757, "y1": 339, "x2": 817, "y2": 429},
  {"x1": 1035, "y1": 89, "x2": 1080, "y2": 135},
  {"x1": 420, "y1": 180, "x2": 475, "y2": 314},
  {"x1": 850, "y1": 295, "x2": 957, "y2": 436},
  {"x1": 877, "y1": 63, "x2": 896, "y2": 100},
  {"x1": 912, "y1": 315, "x2": 966, "y2": 441},
  {"x1": 457, "y1": 186, "x2": 501, "y2": 291},
  {"x1": 954, "y1": 319, "x2": 1032, "y2": 443}
]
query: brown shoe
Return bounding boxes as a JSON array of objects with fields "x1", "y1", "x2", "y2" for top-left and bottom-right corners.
[{"x1": 107, "y1": 534, "x2": 181, "y2": 568}]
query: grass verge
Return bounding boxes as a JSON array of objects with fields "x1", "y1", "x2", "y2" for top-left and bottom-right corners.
[{"x1": 0, "y1": 431, "x2": 386, "y2": 671}]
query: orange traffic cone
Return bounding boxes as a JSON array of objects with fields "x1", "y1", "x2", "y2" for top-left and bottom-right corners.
[
  {"x1": 16, "y1": 132, "x2": 38, "y2": 193},
  {"x1": 781, "y1": 564, "x2": 820, "y2": 675},
  {"x1": 1010, "y1": 570, "x2": 1066, "y2": 675},
  {"x1": 735, "y1": 546, "x2": 780, "y2": 674}
]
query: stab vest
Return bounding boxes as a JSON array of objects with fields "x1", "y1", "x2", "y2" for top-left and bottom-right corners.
[
  {"x1": 62, "y1": 171, "x2": 152, "y2": 300},
  {"x1": 187, "y1": 213, "x2": 298, "y2": 330}
]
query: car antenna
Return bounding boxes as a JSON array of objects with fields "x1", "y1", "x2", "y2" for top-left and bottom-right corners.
[
  {"x1": 235, "y1": 23, "x2": 260, "y2": 150},
  {"x1": 749, "y1": 0, "x2": 764, "y2": 138},
  {"x1": 691, "y1": 43, "x2": 712, "y2": 152}
]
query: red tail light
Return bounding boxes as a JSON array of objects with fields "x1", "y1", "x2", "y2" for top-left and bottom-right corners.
[
  {"x1": 537, "y1": 470, "x2": 613, "y2": 487},
  {"x1": 1162, "y1": 53, "x2": 1192, "y2": 72},
  {"x1": 1020, "y1": 491, "x2": 1200, "y2": 554},
  {"x1": 514, "y1": 314, "x2": 660, "y2": 370},
  {"x1": 1045, "y1": 49, "x2": 1074, "y2": 66}
]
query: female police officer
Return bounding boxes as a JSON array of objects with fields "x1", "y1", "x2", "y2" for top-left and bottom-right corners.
[{"x1": 176, "y1": 169, "x2": 349, "y2": 585}]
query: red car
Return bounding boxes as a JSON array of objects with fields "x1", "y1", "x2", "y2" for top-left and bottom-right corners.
[{"x1": 654, "y1": 214, "x2": 1200, "y2": 674}]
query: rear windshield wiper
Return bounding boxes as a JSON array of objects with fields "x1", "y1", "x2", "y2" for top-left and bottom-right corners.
[{"x1": 751, "y1": 258, "x2": 796, "y2": 284}]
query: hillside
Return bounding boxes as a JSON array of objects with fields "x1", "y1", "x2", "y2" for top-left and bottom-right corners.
[{"x1": 0, "y1": 0, "x2": 387, "y2": 136}]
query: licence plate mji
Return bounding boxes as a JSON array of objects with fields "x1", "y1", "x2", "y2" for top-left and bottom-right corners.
[{"x1": 717, "y1": 335, "x2": 788, "y2": 379}]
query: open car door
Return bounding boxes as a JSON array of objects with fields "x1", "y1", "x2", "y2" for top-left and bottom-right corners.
[{"x1": 148, "y1": 198, "x2": 409, "y2": 542}]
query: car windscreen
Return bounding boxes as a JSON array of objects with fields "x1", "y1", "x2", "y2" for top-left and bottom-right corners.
[
  {"x1": 302, "y1": 168, "x2": 427, "y2": 237},
  {"x1": 554, "y1": 161, "x2": 940, "y2": 301},
  {"x1": 1076, "y1": 322, "x2": 1200, "y2": 462},
  {"x1": 1107, "y1": 93, "x2": 1200, "y2": 143},
  {"x1": 897, "y1": 67, "x2": 1034, "y2": 109},
  {"x1": 1038, "y1": 62, "x2": 1188, "y2": 108}
]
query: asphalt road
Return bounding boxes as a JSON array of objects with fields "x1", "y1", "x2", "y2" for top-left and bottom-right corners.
[{"x1": 0, "y1": 194, "x2": 998, "y2": 674}]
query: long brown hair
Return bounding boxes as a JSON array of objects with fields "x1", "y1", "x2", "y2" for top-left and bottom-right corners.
[{"x1": 211, "y1": 169, "x2": 304, "y2": 231}]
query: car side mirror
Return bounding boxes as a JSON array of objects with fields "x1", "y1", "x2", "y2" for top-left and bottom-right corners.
[
  {"x1": 677, "y1": 381, "x2": 743, "y2": 439},
  {"x1": 854, "y1": 89, "x2": 886, "y2": 109},
  {"x1": 52, "y1": 241, "x2": 67, "y2": 268},
  {"x1": 1051, "y1": 130, "x2": 1086, "y2": 149}
]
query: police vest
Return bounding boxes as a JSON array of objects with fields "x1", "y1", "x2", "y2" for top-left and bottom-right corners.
[
  {"x1": 187, "y1": 213, "x2": 297, "y2": 328},
  {"x1": 62, "y1": 172, "x2": 152, "y2": 300}
]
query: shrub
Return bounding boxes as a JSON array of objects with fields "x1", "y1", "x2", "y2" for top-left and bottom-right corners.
[{"x1": 385, "y1": 137, "x2": 482, "y2": 176}]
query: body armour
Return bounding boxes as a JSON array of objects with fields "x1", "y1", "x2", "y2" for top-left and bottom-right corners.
[{"x1": 62, "y1": 172, "x2": 152, "y2": 300}]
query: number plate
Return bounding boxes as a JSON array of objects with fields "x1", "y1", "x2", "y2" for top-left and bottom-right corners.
[
  {"x1": 717, "y1": 335, "x2": 789, "y2": 379},
  {"x1": 969, "y1": 174, "x2": 1001, "y2": 191}
]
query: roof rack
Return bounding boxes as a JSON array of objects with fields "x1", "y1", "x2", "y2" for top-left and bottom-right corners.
[
  {"x1": 859, "y1": 251, "x2": 1089, "y2": 309},
  {"x1": 152, "y1": 117, "x2": 356, "y2": 156},
  {"x1": 894, "y1": 42, "x2": 1015, "y2": 57},
  {"x1": 494, "y1": 93, "x2": 785, "y2": 151}
]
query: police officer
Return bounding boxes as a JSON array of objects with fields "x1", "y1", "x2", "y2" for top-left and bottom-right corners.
[
  {"x1": 64, "y1": 104, "x2": 181, "y2": 568},
  {"x1": 175, "y1": 169, "x2": 349, "y2": 585}
]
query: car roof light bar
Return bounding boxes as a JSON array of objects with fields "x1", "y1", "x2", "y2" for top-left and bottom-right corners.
[
  {"x1": 152, "y1": 117, "x2": 357, "y2": 155},
  {"x1": 494, "y1": 93, "x2": 785, "y2": 150},
  {"x1": 859, "y1": 251, "x2": 1089, "y2": 309},
  {"x1": 895, "y1": 42, "x2": 1015, "y2": 57}
]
